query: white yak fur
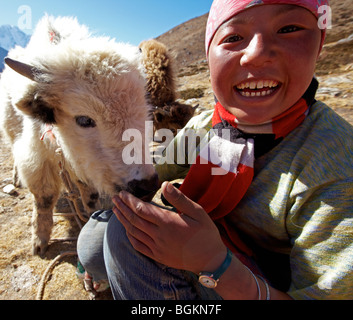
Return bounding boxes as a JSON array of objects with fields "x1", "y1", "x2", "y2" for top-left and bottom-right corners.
[{"x1": 0, "y1": 16, "x2": 157, "y2": 255}]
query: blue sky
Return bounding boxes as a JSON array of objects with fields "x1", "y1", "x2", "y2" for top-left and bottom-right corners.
[{"x1": 0, "y1": 0, "x2": 213, "y2": 45}]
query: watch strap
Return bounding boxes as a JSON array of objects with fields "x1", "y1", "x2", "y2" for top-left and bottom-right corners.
[
  {"x1": 199, "y1": 248, "x2": 233, "y2": 282},
  {"x1": 212, "y1": 248, "x2": 232, "y2": 280}
]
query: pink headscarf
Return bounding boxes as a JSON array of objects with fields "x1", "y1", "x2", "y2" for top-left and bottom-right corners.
[{"x1": 205, "y1": 0, "x2": 330, "y2": 56}]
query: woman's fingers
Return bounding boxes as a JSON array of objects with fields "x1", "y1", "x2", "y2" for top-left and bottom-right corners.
[
  {"x1": 111, "y1": 183, "x2": 226, "y2": 272},
  {"x1": 113, "y1": 192, "x2": 162, "y2": 225},
  {"x1": 112, "y1": 197, "x2": 156, "y2": 252},
  {"x1": 161, "y1": 182, "x2": 207, "y2": 220}
]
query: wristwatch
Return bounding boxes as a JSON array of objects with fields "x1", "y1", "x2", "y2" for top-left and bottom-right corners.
[{"x1": 198, "y1": 248, "x2": 233, "y2": 289}]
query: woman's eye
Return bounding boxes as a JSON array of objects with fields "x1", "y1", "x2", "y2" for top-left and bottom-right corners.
[
  {"x1": 75, "y1": 116, "x2": 96, "y2": 128},
  {"x1": 223, "y1": 34, "x2": 243, "y2": 43},
  {"x1": 278, "y1": 25, "x2": 302, "y2": 34}
]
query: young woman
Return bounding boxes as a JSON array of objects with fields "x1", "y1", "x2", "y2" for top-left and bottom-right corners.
[{"x1": 78, "y1": 0, "x2": 353, "y2": 300}]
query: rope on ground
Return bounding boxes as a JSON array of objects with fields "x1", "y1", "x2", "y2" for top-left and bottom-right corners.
[{"x1": 36, "y1": 251, "x2": 78, "y2": 300}]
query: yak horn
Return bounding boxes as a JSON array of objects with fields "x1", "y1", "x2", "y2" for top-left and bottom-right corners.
[{"x1": 4, "y1": 58, "x2": 40, "y2": 81}]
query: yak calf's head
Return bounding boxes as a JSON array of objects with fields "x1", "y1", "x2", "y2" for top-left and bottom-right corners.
[{"x1": 5, "y1": 41, "x2": 159, "y2": 199}]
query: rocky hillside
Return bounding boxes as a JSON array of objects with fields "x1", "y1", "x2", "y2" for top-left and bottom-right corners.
[
  {"x1": 156, "y1": 13, "x2": 208, "y2": 69},
  {"x1": 157, "y1": 0, "x2": 353, "y2": 123},
  {"x1": 157, "y1": 0, "x2": 353, "y2": 73}
]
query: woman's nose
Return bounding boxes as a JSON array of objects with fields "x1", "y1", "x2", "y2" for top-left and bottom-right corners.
[{"x1": 240, "y1": 33, "x2": 275, "y2": 68}]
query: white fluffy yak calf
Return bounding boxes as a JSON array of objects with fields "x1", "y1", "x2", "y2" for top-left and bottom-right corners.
[{"x1": 0, "y1": 16, "x2": 158, "y2": 256}]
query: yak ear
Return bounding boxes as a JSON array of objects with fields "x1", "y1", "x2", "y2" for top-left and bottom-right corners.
[
  {"x1": 153, "y1": 108, "x2": 169, "y2": 123},
  {"x1": 17, "y1": 94, "x2": 56, "y2": 124},
  {"x1": 31, "y1": 95, "x2": 56, "y2": 124},
  {"x1": 5, "y1": 58, "x2": 55, "y2": 123},
  {"x1": 4, "y1": 58, "x2": 42, "y2": 82}
]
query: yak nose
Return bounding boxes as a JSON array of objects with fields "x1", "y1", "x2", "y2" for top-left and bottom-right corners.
[{"x1": 127, "y1": 173, "x2": 159, "y2": 200}]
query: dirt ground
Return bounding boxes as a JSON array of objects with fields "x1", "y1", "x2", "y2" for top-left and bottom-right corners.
[
  {"x1": 0, "y1": 144, "x2": 94, "y2": 300},
  {"x1": 0, "y1": 1, "x2": 352, "y2": 300}
]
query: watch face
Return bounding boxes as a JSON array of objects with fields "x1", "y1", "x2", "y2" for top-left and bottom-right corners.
[{"x1": 199, "y1": 275, "x2": 217, "y2": 289}]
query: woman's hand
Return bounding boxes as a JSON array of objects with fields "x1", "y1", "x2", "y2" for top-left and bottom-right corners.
[
  {"x1": 113, "y1": 181, "x2": 293, "y2": 300},
  {"x1": 112, "y1": 181, "x2": 227, "y2": 274}
]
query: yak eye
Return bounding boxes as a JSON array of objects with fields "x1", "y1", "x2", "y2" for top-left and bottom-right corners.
[{"x1": 75, "y1": 116, "x2": 96, "y2": 128}]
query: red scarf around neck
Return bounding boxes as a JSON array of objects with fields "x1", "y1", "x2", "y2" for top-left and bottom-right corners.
[{"x1": 179, "y1": 80, "x2": 317, "y2": 263}]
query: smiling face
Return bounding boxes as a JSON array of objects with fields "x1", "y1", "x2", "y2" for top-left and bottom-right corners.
[{"x1": 208, "y1": 4, "x2": 322, "y2": 124}]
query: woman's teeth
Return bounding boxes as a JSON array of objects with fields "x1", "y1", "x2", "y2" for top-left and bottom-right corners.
[
  {"x1": 236, "y1": 80, "x2": 279, "y2": 97},
  {"x1": 240, "y1": 89, "x2": 276, "y2": 97}
]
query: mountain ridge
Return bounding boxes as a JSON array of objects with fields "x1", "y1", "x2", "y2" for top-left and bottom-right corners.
[
  {"x1": 0, "y1": 25, "x2": 30, "y2": 72},
  {"x1": 0, "y1": 25, "x2": 30, "y2": 51},
  {"x1": 0, "y1": 47, "x2": 7, "y2": 72}
]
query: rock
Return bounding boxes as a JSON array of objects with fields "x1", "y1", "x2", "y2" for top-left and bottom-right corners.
[
  {"x1": 2, "y1": 184, "x2": 16, "y2": 195},
  {"x1": 11, "y1": 265, "x2": 39, "y2": 292},
  {"x1": 337, "y1": 34, "x2": 353, "y2": 45},
  {"x1": 317, "y1": 87, "x2": 342, "y2": 97},
  {"x1": 321, "y1": 75, "x2": 353, "y2": 86}
]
